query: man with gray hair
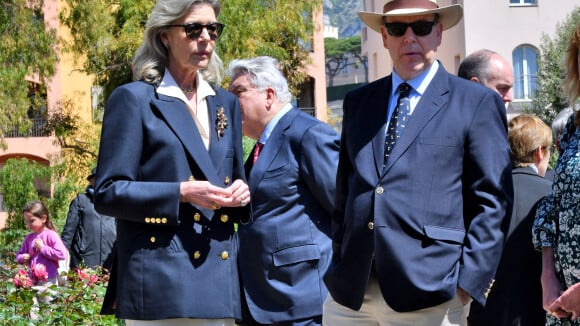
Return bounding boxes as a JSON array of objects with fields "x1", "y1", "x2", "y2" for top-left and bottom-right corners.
[
  {"x1": 458, "y1": 49, "x2": 514, "y2": 104},
  {"x1": 228, "y1": 56, "x2": 340, "y2": 326},
  {"x1": 545, "y1": 106, "x2": 575, "y2": 180},
  {"x1": 552, "y1": 106, "x2": 575, "y2": 150}
]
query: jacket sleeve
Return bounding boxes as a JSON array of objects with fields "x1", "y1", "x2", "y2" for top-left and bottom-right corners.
[
  {"x1": 61, "y1": 196, "x2": 81, "y2": 250},
  {"x1": 39, "y1": 231, "x2": 68, "y2": 262},
  {"x1": 457, "y1": 91, "x2": 514, "y2": 305},
  {"x1": 16, "y1": 235, "x2": 31, "y2": 265},
  {"x1": 299, "y1": 122, "x2": 340, "y2": 216}
]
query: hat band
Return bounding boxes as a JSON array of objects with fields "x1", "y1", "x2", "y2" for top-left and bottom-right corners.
[{"x1": 383, "y1": 0, "x2": 438, "y2": 13}]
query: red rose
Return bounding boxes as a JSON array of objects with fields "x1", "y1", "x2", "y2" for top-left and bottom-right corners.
[
  {"x1": 32, "y1": 263, "x2": 48, "y2": 283},
  {"x1": 13, "y1": 269, "x2": 33, "y2": 288}
]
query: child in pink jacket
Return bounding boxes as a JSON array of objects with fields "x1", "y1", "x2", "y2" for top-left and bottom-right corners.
[{"x1": 16, "y1": 200, "x2": 68, "y2": 285}]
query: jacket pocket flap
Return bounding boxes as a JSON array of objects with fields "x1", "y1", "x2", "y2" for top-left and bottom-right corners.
[
  {"x1": 424, "y1": 225, "x2": 465, "y2": 243},
  {"x1": 273, "y1": 244, "x2": 321, "y2": 267}
]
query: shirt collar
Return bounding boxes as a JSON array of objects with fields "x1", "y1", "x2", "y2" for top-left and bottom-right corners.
[
  {"x1": 258, "y1": 103, "x2": 293, "y2": 144},
  {"x1": 392, "y1": 60, "x2": 439, "y2": 97},
  {"x1": 157, "y1": 70, "x2": 216, "y2": 102}
]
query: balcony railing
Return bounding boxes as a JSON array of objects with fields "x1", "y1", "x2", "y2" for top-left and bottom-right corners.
[{"x1": 4, "y1": 118, "x2": 50, "y2": 138}]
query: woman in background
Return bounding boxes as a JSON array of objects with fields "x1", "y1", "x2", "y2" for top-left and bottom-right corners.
[
  {"x1": 532, "y1": 22, "x2": 580, "y2": 325},
  {"x1": 469, "y1": 114, "x2": 553, "y2": 326}
]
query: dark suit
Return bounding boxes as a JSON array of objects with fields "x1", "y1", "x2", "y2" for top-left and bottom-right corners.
[
  {"x1": 544, "y1": 169, "x2": 555, "y2": 181},
  {"x1": 324, "y1": 64, "x2": 514, "y2": 312},
  {"x1": 468, "y1": 166, "x2": 551, "y2": 326},
  {"x1": 238, "y1": 108, "x2": 340, "y2": 324},
  {"x1": 94, "y1": 80, "x2": 246, "y2": 320},
  {"x1": 61, "y1": 187, "x2": 116, "y2": 270}
]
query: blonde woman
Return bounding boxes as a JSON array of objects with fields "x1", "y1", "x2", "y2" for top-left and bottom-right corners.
[{"x1": 532, "y1": 22, "x2": 580, "y2": 325}]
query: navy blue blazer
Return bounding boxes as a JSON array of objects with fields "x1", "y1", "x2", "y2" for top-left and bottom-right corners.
[
  {"x1": 94, "y1": 81, "x2": 246, "y2": 320},
  {"x1": 238, "y1": 108, "x2": 340, "y2": 323},
  {"x1": 324, "y1": 64, "x2": 514, "y2": 312}
]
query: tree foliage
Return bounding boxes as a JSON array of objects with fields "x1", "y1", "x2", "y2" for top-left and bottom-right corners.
[
  {"x1": 45, "y1": 98, "x2": 101, "y2": 171},
  {"x1": 220, "y1": 0, "x2": 321, "y2": 96},
  {"x1": 60, "y1": 0, "x2": 153, "y2": 100},
  {"x1": 59, "y1": 0, "x2": 321, "y2": 99},
  {"x1": 530, "y1": 7, "x2": 580, "y2": 123},
  {"x1": 0, "y1": 159, "x2": 51, "y2": 253},
  {"x1": 0, "y1": 157, "x2": 83, "y2": 254},
  {"x1": 0, "y1": 0, "x2": 58, "y2": 142},
  {"x1": 324, "y1": 35, "x2": 367, "y2": 87}
]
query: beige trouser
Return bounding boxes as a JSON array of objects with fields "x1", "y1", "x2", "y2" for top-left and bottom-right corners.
[
  {"x1": 323, "y1": 277, "x2": 470, "y2": 326},
  {"x1": 125, "y1": 319, "x2": 236, "y2": 326}
]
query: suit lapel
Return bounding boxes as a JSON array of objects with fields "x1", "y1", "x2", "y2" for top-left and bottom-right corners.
[
  {"x1": 206, "y1": 95, "x2": 230, "y2": 168},
  {"x1": 151, "y1": 94, "x2": 221, "y2": 185},
  {"x1": 382, "y1": 67, "x2": 449, "y2": 176},
  {"x1": 244, "y1": 144, "x2": 256, "y2": 178},
  {"x1": 248, "y1": 109, "x2": 298, "y2": 190},
  {"x1": 371, "y1": 78, "x2": 393, "y2": 177}
]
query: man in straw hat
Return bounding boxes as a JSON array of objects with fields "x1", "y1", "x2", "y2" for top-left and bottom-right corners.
[{"x1": 323, "y1": 1, "x2": 514, "y2": 325}]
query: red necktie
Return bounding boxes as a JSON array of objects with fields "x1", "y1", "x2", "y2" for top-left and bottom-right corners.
[{"x1": 253, "y1": 142, "x2": 264, "y2": 164}]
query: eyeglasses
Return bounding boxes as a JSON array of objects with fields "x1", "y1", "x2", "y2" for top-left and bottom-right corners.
[
  {"x1": 166, "y1": 22, "x2": 225, "y2": 40},
  {"x1": 384, "y1": 21, "x2": 437, "y2": 37}
]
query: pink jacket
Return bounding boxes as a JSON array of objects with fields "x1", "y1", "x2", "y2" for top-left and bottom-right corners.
[{"x1": 16, "y1": 229, "x2": 68, "y2": 283}]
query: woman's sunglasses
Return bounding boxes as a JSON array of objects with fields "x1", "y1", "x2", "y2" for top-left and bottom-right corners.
[
  {"x1": 166, "y1": 22, "x2": 225, "y2": 40},
  {"x1": 384, "y1": 21, "x2": 436, "y2": 37}
]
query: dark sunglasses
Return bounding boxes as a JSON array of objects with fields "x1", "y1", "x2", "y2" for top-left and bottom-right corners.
[
  {"x1": 384, "y1": 21, "x2": 437, "y2": 37},
  {"x1": 166, "y1": 22, "x2": 225, "y2": 40}
]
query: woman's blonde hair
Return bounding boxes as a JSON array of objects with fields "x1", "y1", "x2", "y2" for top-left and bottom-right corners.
[
  {"x1": 131, "y1": 0, "x2": 224, "y2": 85},
  {"x1": 562, "y1": 23, "x2": 580, "y2": 126},
  {"x1": 508, "y1": 114, "x2": 552, "y2": 168}
]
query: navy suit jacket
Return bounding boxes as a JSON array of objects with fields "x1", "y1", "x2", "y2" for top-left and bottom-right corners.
[
  {"x1": 324, "y1": 64, "x2": 514, "y2": 312},
  {"x1": 238, "y1": 108, "x2": 340, "y2": 323},
  {"x1": 94, "y1": 81, "x2": 246, "y2": 320}
]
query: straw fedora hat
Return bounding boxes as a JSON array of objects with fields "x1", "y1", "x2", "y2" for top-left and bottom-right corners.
[{"x1": 358, "y1": 0, "x2": 463, "y2": 33}]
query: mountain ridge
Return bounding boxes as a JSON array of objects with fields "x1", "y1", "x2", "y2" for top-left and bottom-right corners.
[{"x1": 324, "y1": 0, "x2": 363, "y2": 38}]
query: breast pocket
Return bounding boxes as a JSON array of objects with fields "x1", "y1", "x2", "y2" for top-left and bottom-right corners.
[
  {"x1": 423, "y1": 225, "x2": 465, "y2": 244},
  {"x1": 263, "y1": 164, "x2": 287, "y2": 179}
]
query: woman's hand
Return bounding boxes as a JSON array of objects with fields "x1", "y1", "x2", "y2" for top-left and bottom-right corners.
[
  {"x1": 180, "y1": 179, "x2": 250, "y2": 210},
  {"x1": 550, "y1": 283, "x2": 580, "y2": 320},
  {"x1": 457, "y1": 287, "x2": 472, "y2": 305},
  {"x1": 541, "y1": 247, "x2": 570, "y2": 319},
  {"x1": 224, "y1": 179, "x2": 250, "y2": 208}
]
